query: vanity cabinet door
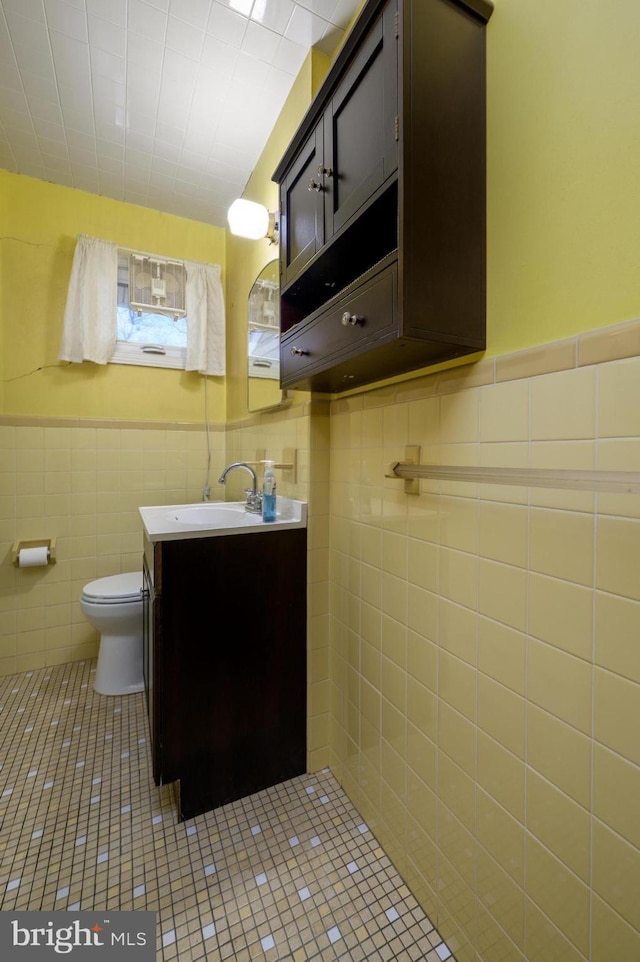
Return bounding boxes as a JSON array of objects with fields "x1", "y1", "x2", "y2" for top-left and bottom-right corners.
[
  {"x1": 155, "y1": 529, "x2": 307, "y2": 820},
  {"x1": 324, "y1": 0, "x2": 398, "y2": 238},
  {"x1": 280, "y1": 122, "x2": 325, "y2": 289}
]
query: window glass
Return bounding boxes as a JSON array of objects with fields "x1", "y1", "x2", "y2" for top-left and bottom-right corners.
[{"x1": 111, "y1": 251, "x2": 187, "y2": 369}]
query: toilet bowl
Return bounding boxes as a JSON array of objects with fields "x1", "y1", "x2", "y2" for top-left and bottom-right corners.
[{"x1": 80, "y1": 572, "x2": 144, "y2": 696}]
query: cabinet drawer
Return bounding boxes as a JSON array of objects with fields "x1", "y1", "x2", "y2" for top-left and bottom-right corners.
[{"x1": 282, "y1": 264, "x2": 396, "y2": 382}]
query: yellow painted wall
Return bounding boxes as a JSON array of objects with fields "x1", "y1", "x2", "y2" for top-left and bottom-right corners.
[
  {"x1": 0, "y1": 170, "x2": 227, "y2": 423},
  {"x1": 225, "y1": 50, "x2": 329, "y2": 423},
  {"x1": 226, "y1": 0, "x2": 640, "y2": 409},
  {"x1": 486, "y1": 0, "x2": 640, "y2": 356}
]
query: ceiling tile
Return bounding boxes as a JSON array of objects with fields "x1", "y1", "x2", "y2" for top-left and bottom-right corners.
[
  {"x1": 233, "y1": 49, "x2": 270, "y2": 87},
  {"x1": 0, "y1": 109, "x2": 34, "y2": 133},
  {"x1": 250, "y1": 0, "x2": 294, "y2": 34},
  {"x1": 92, "y1": 75, "x2": 126, "y2": 110},
  {"x1": 200, "y1": 34, "x2": 238, "y2": 74},
  {"x1": 20, "y1": 73, "x2": 59, "y2": 103},
  {"x1": 4, "y1": 10, "x2": 49, "y2": 48},
  {"x1": 206, "y1": 1, "x2": 248, "y2": 46},
  {"x1": 271, "y1": 34, "x2": 306, "y2": 75},
  {"x1": 94, "y1": 121, "x2": 125, "y2": 144},
  {"x1": 125, "y1": 109, "x2": 157, "y2": 138},
  {"x1": 0, "y1": 63, "x2": 22, "y2": 93},
  {"x1": 127, "y1": 34, "x2": 164, "y2": 73},
  {"x1": 242, "y1": 20, "x2": 280, "y2": 62},
  {"x1": 86, "y1": 0, "x2": 126, "y2": 28},
  {"x1": 166, "y1": 14, "x2": 204, "y2": 58},
  {"x1": 221, "y1": 0, "x2": 253, "y2": 14},
  {"x1": 65, "y1": 128, "x2": 96, "y2": 150},
  {"x1": 128, "y1": 0, "x2": 168, "y2": 44},
  {"x1": 96, "y1": 139, "x2": 124, "y2": 159},
  {"x1": 0, "y1": 0, "x2": 361, "y2": 226},
  {"x1": 150, "y1": 156, "x2": 178, "y2": 175},
  {"x1": 2, "y1": 0, "x2": 46, "y2": 23},
  {"x1": 36, "y1": 133, "x2": 67, "y2": 155},
  {"x1": 285, "y1": 4, "x2": 327, "y2": 46},
  {"x1": 144, "y1": 0, "x2": 171, "y2": 13},
  {"x1": 91, "y1": 48, "x2": 127, "y2": 84},
  {"x1": 125, "y1": 130, "x2": 156, "y2": 153},
  {"x1": 0, "y1": 88, "x2": 28, "y2": 114},
  {"x1": 58, "y1": 82, "x2": 93, "y2": 118},
  {"x1": 32, "y1": 113, "x2": 66, "y2": 137},
  {"x1": 156, "y1": 96, "x2": 189, "y2": 128},
  {"x1": 88, "y1": 16, "x2": 127, "y2": 57},
  {"x1": 126, "y1": 83, "x2": 160, "y2": 117},
  {"x1": 154, "y1": 122, "x2": 185, "y2": 149},
  {"x1": 295, "y1": 0, "x2": 337, "y2": 20},
  {"x1": 49, "y1": 32, "x2": 92, "y2": 88},
  {"x1": 169, "y1": 0, "x2": 212, "y2": 29},
  {"x1": 72, "y1": 145, "x2": 99, "y2": 167},
  {"x1": 43, "y1": 0, "x2": 88, "y2": 42},
  {"x1": 40, "y1": 154, "x2": 71, "y2": 173},
  {"x1": 163, "y1": 47, "x2": 199, "y2": 85},
  {"x1": 330, "y1": 0, "x2": 359, "y2": 26}
]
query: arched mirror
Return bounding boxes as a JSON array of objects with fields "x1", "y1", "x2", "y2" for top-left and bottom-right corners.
[{"x1": 247, "y1": 259, "x2": 285, "y2": 412}]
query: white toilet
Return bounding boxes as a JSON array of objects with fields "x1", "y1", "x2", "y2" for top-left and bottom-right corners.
[{"x1": 80, "y1": 572, "x2": 144, "y2": 696}]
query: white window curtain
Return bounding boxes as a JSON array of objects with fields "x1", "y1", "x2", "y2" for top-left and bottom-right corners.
[
  {"x1": 59, "y1": 236, "x2": 225, "y2": 376},
  {"x1": 184, "y1": 260, "x2": 226, "y2": 376},
  {"x1": 59, "y1": 234, "x2": 118, "y2": 364}
]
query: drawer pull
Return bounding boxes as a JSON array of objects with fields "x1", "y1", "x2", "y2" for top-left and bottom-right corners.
[
  {"x1": 307, "y1": 179, "x2": 322, "y2": 192},
  {"x1": 341, "y1": 312, "x2": 362, "y2": 327},
  {"x1": 317, "y1": 164, "x2": 333, "y2": 178},
  {"x1": 290, "y1": 346, "x2": 308, "y2": 356}
]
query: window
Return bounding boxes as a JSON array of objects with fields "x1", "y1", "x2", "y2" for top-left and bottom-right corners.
[
  {"x1": 59, "y1": 234, "x2": 225, "y2": 376},
  {"x1": 112, "y1": 251, "x2": 188, "y2": 369}
]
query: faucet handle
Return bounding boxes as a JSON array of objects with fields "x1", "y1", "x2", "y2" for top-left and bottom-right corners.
[{"x1": 245, "y1": 490, "x2": 263, "y2": 513}]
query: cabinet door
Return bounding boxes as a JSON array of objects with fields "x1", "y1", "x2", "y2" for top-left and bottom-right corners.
[
  {"x1": 324, "y1": 0, "x2": 398, "y2": 238},
  {"x1": 280, "y1": 122, "x2": 324, "y2": 289}
]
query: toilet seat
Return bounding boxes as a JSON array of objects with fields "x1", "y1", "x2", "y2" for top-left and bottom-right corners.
[{"x1": 82, "y1": 572, "x2": 143, "y2": 605}]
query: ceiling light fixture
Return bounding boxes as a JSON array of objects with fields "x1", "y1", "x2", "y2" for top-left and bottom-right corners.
[{"x1": 227, "y1": 199, "x2": 279, "y2": 245}]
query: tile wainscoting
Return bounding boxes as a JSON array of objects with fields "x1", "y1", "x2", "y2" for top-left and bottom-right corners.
[{"x1": 325, "y1": 317, "x2": 640, "y2": 960}]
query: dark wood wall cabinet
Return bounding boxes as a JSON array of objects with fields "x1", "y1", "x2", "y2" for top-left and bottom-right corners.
[
  {"x1": 143, "y1": 529, "x2": 307, "y2": 821},
  {"x1": 273, "y1": 0, "x2": 493, "y2": 394}
]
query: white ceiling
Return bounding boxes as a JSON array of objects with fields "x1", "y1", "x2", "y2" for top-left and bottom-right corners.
[{"x1": 0, "y1": 0, "x2": 360, "y2": 228}]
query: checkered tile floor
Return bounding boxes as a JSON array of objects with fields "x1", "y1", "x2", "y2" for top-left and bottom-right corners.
[{"x1": 0, "y1": 660, "x2": 452, "y2": 960}]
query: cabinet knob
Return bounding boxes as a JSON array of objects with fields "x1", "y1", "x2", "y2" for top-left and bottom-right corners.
[
  {"x1": 307, "y1": 179, "x2": 322, "y2": 192},
  {"x1": 341, "y1": 312, "x2": 362, "y2": 327},
  {"x1": 290, "y1": 346, "x2": 308, "y2": 356},
  {"x1": 317, "y1": 164, "x2": 333, "y2": 178}
]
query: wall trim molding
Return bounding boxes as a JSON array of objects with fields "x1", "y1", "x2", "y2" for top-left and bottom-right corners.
[
  {"x1": 332, "y1": 315, "x2": 640, "y2": 411},
  {"x1": 0, "y1": 414, "x2": 225, "y2": 431}
]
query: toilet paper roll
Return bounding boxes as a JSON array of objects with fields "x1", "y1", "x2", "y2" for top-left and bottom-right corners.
[{"x1": 18, "y1": 546, "x2": 49, "y2": 568}]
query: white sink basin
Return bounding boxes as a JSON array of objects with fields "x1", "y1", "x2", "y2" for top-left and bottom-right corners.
[
  {"x1": 139, "y1": 498, "x2": 307, "y2": 542},
  {"x1": 167, "y1": 504, "x2": 254, "y2": 526}
]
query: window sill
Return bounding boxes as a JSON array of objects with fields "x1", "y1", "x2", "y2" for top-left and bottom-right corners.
[{"x1": 110, "y1": 342, "x2": 186, "y2": 370}]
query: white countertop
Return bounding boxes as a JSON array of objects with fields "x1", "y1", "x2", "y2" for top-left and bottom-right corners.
[{"x1": 139, "y1": 497, "x2": 307, "y2": 543}]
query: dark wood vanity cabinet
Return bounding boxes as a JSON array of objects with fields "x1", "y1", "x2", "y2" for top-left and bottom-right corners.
[
  {"x1": 274, "y1": 0, "x2": 493, "y2": 393},
  {"x1": 143, "y1": 529, "x2": 307, "y2": 821}
]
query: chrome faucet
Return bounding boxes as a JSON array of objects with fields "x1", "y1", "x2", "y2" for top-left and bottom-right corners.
[{"x1": 218, "y1": 462, "x2": 262, "y2": 513}]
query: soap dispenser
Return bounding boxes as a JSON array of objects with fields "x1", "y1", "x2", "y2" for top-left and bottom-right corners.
[{"x1": 262, "y1": 461, "x2": 277, "y2": 522}]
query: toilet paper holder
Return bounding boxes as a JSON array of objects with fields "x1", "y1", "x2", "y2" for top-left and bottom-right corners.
[{"x1": 11, "y1": 538, "x2": 56, "y2": 566}]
